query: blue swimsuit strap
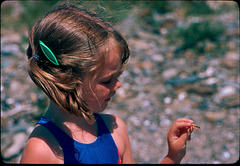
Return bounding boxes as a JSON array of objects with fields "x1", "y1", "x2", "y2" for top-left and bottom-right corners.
[
  {"x1": 94, "y1": 113, "x2": 109, "y2": 136},
  {"x1": 36, "y1": 113, "x2": 116, "y2": 164},
  {"x1": 36, "y1": 117, "x2": 78, "y2": 164},
  {"x1": 93, "y1": 114, "x2": 121, "y2": 163}
]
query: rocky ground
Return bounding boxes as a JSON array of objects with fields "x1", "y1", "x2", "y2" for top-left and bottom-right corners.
[{"x1": 1, "y1": 1, "x2": 239, "y2": 164}]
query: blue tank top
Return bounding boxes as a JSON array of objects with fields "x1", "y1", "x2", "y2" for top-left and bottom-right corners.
[{"x1": 36, "y1": 113, "x2": 121, "y2": 164}]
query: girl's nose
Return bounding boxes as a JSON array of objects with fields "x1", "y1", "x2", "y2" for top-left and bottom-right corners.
[{"x1": 113, "y1": 79, "x2": 121, "y2": 91}]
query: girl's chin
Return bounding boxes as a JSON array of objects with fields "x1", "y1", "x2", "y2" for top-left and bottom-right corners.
[{"x1": 90, "y1": 104, "x2": 108, "y2": 113}]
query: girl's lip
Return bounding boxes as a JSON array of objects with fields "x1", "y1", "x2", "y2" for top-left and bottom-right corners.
[
  {"x1": 105, "y1": 92, "x2": 116, "y2": 101},
  {"x1": 105, "y1": 98, "x2": 111, "y2": 102}
]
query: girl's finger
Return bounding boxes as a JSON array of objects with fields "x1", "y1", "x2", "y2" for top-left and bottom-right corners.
[
  {"x1": 168, "y1": 118, "x2": 195, "y2": 144},
  {"x1": 178, "y1": 125, "x2": 194, "y2": 144},
  {"x1": 170, "y1": 121, "x2": 193, "y2": 136},
  {"x1": 187, "y1": 134, "x2": 191, "y2": 141},
  {"x1": 175, "y1": 118, "x2": 193, "y2": 123}
]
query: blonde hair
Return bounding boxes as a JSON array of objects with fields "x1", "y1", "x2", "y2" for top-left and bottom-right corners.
[{"x1": 27, "y1": 3, "x2": 129, "y2": 124}]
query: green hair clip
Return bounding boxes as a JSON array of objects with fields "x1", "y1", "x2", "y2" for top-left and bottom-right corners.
[{"x1": 39, "y1": 40, "x2": 59, "y2": 65}]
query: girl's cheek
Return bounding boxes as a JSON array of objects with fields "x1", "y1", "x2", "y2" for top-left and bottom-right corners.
[
  {"x1": 82, "y1": 84, "x2": 96, "y2": 102},
  {"x1": 95, "y1": 84, "x2": 106, "y2": 94},
  {"x1": 96, "y1": 84, "x2": 110, "y2": 96}
]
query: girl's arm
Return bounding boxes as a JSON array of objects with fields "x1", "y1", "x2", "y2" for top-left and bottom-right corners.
[
  {"x1": 20, "y1": 126, "x2": 63, "y2": 164},
  {"x1": 103, "y1": 114, "x2": 133, "y2": 163},
  {"x1": 20, "y1": 137, "x2": 61, "y2": 163},
  {"x1": 118, "y1": 117, "x2": 133, "y2": 163},
  {"x1": 160, "y1": 118, "x2": 193, "y2": 164}
]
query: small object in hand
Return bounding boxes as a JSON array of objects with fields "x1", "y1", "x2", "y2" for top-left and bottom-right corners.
[{"x1": 191, "y1": 124, "x2": 200, "y2": 131}]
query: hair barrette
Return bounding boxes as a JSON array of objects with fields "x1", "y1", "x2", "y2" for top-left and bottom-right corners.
[
  {"x1": 39, "y1": 40, "x2": 59, "y2": 65},
  {"x1": 32, "y1": 54, "x2": 40, "y2": 61}
]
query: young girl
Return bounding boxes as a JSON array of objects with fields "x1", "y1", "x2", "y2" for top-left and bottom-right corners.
[{"x1": 20, "y1": 3, "x2": 194, "y2": 164}]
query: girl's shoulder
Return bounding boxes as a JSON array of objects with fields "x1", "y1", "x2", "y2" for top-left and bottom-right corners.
[
  {"x1": 98, "y1": 113, "x2": 129, "y2": 147},
  {"x1": 98, "y1": 113, "x2": 127, "y2": 134},
  {"x1": 98, "y1": 113, "x2": 133, "y2": 163},
  {"x1": 20, "y1": 124, "x2": 63, "y2": 164}
]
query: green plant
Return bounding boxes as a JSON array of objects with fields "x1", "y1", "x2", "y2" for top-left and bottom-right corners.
[
  {"x1": 134, "y1": 1, "x2": 172, "y2": 33},
  {"x1": 1, "y1": 1, "x2": 58, "y2": 32},
  {"x1": 183, "y1": 1, "x2": 214, "y2": 16},
  {"x1": 174, "y1": 21, "x2": 225, "y2": 54},
  {"x1": 142, "y1": 0, "x2": 171, "y2": 14},
  {"x1": 1, "y1": 1, "x2": 136, "y2": 32}
]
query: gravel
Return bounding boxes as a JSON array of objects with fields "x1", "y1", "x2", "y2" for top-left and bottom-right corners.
[{"x1": 1, "y1": 1, "x2": 239, "y2": 164}]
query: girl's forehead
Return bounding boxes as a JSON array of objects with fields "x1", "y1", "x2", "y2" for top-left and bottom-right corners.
[
  {"x1": 86, "y1": 40, "x2": 124, "y2": 82},
  {"x1": 102, "y1": 47, "x2": 122, "y2": 74},
  {"x1": 101, "y1": 38, "x2": 123, "y2": 67},
  {"x1": 90, "y1": 35, "x2": 127, "y2": 80}
]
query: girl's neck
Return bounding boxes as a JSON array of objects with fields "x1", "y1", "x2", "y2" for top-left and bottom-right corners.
[
  {"x1": 44, "y1": 101, "x2": 96, "y2": 131},
  {"x1": 43, "y1": 101, "x2": 98, "y2": 143}
]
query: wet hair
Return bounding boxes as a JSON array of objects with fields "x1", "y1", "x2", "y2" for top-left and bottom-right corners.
[{"x1": 27, "y1": 3, "x2": 130, "y2": 124}]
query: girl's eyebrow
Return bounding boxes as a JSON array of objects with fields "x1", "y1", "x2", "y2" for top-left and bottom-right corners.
[
  {"x1": 101, "y1": 68, "x2": 123, "y2": 79},
  {"x1": 100, "y1": 62, "x2": 124, "y2": 79},
  {"x1": 101, "y1": 71, "x2": 117, "y2": 79}
]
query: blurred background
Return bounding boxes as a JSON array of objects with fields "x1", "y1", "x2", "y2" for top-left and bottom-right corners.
[{"x1": 1, "y1": 0, "x2": 239, "y2": 164}]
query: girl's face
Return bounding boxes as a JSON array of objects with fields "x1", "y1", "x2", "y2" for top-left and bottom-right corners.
[{"x1": 82, "y1": 46, "x2": 123, "y2": 113}]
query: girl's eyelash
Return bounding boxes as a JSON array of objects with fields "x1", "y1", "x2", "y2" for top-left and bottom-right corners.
[
  {"x1": 102, "y1": 78, "x2": 111, "y2": 84},
  {"x1": 101, "y1": 71, "x2": 123, "y2": 84}
]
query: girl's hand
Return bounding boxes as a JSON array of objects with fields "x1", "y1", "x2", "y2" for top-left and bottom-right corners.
[{"x1": 165, "y1": 118, "x2": 194, "y2": 163}]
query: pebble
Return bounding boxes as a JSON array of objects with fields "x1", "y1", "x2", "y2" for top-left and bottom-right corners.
[
  {"x1": 160, "y1": 28, "x2": 168, "y2": 35},
  {"x1": 6, "y1": 98, "x2": 15, "y2": 106},
  {"x1": 162, "y1": 68, "x2": 178, "y2": 80},
  {"x1": 217, "y1": 86, "x2": 236, "y2": 100},
  {"x1": 27, "y1": 126, "x2": 35, "y2": 135},
  {"x1": 222, "y1": 152, "x2": 231, "y2": 159},
  {"x1": 128, "y1": 38, "x2": 152, "y2": 50},
  {"x1": 199, "y1": 66, "x2": 216, "y2": 77},
  {"x1": 205, "y1": 66, "x2": 216, "y2": 77},
  {"x1": 1, "y1": 29, "x2": 21, "y2": 44},
  {"x1": 10, "y1": 80, "x2": 22, "y2": 92},
  {"x1": 2, "y1": 132, "x2": 27, "y2": 159},
  {"x1": 164, "y1": 97, "x2": 172, "y2": 104},
  {"x1": 1, "y1": 44, "x2": 21, "y2": 55},
  {"x1": 164, "y1": 108, "x2": 173, "y2": 114},
  {"x1": 1, "y1": 84, "x2": 5, "y2": 92},
  {"x1": 152, "y1": 54, "x2": 164, "y2": 62},
  {"x1": 129, "y1": 116, "x2": 141, "y2": 127},
  {"x1": 204, "y1": 77, "x2": 219, "y2": 85},
  {"x1": 143, "y1": 100, "x2": 150, "y2": 107},
  {"x1": 143, "y1": 120, "x2": 151, "y2": 127},
  {"x1": 149, "y1": 124, "x2": 158, "y2": 132},
  {"x1": 160, "y1": 118, "x2": 171, "y2": 126},
  {"x1": 178, "y1": 92, "x2": 187, "y2": 101},
  {"x1": 222, "y1": 51, "x2": 239, "y2": 68},
  {"x1": 205, "y1": 110, "x2": 226, "y2": 122}
]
